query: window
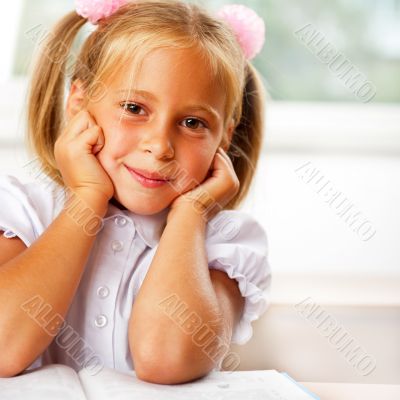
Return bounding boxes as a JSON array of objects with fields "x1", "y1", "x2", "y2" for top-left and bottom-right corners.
[{"x1": 199, "y1": 0, "x2": 400, "y2": 102}]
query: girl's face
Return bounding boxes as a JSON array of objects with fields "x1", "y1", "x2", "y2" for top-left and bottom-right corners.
[{"x1": 83, "y1": 47, "x2": 233, "y2": 215}]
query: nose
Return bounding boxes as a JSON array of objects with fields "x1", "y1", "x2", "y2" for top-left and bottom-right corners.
[{"x1": 139, "y1": 121, "x2": 175, "y2": 160}]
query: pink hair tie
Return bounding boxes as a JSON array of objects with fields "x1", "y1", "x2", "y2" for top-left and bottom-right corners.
[
  {"x1": 75, "y1": 0, "x2": 127, "y2": 24},
  {"x1": 216, "y1": 4, "x2": 266, "y2": 60}
]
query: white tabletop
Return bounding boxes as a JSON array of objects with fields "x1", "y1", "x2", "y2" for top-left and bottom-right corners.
[{"x1": 300, "y1": 381, "x2": 400, "y2": 400}]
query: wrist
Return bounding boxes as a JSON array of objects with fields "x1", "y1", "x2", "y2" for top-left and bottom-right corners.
[
  {"x1": 64, "y1": 187, "x2": 110, "y2": 218},
  {"x1": 167, "y1": 200, "x2": 209, "y2": 226},
  {"x1": 169, "y1": 195, "x2": 224, "y2": 224}
]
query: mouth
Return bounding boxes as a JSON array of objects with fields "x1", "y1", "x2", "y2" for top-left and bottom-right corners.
[
  {"x1": 125, "y1": 165, "x2": 173, "y2": 188},
  {"x1": 124, "y1": 165, "x2": 171, "y2": 181}
]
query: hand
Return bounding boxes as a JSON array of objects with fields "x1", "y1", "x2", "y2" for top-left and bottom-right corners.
[
  {"x1": 168, "y1": 147, "x2": 240, "y2": 222},
  {"x1": 54, "y1": 109, "x2": 114, "y2": 203}
]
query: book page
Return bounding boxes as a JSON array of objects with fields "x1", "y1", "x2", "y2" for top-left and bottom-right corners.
[
  {"x1": 0, "y1": 364, "x2": 87, "y2": 400},
  {"x1": 79, "y1": 367, "x2": 316, "y2": 400}
]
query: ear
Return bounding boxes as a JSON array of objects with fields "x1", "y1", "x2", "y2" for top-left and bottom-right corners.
[{"x1": 65, "y1": 79, "x2": 86, "y2": 120}]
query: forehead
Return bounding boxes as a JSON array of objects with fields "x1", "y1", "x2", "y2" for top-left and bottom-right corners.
[{"x1": 111, "y1": 47, "x2": 226, "y2": 112}]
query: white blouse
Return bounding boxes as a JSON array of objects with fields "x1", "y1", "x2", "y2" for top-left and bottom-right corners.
[{"x1": 0, "y1": 173, "x2": 271, "y2": 374}]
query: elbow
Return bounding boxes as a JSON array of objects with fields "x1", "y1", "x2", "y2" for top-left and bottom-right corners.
[
  {"x1": 0, "y1": 354, "x2": 26, "y2": 378},
  {"x1": 134, "y1": 359, "x2": 182, "y2": 385},
  {"x1": 135, "y1": 358, "x2": 213, "y2": 385},
  {"x1": 0, "y1": 367, "x2": 22, "y2": 379},
  {"x1": 133, "y1": 344, "x2": 215, "y2": 385},
  {"x1": 0, "y1": 341, "x2": 35, "y2": 378}
]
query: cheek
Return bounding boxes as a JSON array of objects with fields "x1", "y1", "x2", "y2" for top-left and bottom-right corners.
[
  {"x1": 178, "y1": 147, "x2": 216, "y2": 188},
  {"x1": 97, "y1": 122, "x2": 133, "y2": 158}
]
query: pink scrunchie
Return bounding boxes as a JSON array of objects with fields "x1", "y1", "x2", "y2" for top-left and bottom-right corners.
[
  {"x1": 216, "y1": 4, "x2": 266, "y2": 60},
  {"x1": 75, "y1": 0, "x2": 127, "y2": 24}
]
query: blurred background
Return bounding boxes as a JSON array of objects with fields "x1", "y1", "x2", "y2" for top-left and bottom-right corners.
[{"x1": 0, "y1": 0, "x2": 399, "y2": 385}]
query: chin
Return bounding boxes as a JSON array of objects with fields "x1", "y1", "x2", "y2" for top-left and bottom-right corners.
[{"x1": 115, "y1": 192, "x2": 172, "y2": 215}]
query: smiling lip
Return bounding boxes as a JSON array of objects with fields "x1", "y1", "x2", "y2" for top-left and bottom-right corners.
[
  {"x1": 125, "y1": 165, "x2": 171, "y2": 188},
  {"x1": 125, "y1": 166, "x2": 171, "y2": 181}
]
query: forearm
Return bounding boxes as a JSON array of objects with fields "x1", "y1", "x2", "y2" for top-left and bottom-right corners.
[
  {"x1": 0, "y1": 189, "x2": 108, "y2": 373},
  {"x1": 129, "y1": 205, "x2": 225, "y2": 382}
]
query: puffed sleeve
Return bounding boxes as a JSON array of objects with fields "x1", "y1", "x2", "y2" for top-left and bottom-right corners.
[
  {"x1": 0, "y1": 173, "x2": 63, "y2": 247},
  {"x1": 205, "y1": 209, "x2": 272, "y2": 345}
]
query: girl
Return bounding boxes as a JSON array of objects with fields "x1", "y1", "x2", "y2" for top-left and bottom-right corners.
[{"x1": 0, "y1": 0, "x2": 271, "y2": 384}]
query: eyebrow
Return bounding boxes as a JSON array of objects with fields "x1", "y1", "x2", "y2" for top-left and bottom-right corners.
[{"x1": 116, "y1": 89, "x2": 221, "y2": 121}]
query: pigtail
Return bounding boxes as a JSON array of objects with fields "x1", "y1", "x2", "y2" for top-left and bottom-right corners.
[
  {"x1": 226, "y1": 62, "x2": 266, "y2": 210},
  {"x1": 25, "y1": 11, "x2": 87, "y2": 186}
]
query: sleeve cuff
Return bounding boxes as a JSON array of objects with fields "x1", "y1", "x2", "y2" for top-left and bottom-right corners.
[{"x1": 209, "y1": 258, "x2": 271, "y2": 345}]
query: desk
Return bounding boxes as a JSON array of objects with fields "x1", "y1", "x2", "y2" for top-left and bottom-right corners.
[{"x1": 300, "y1": 382, "x2": 400, "y2": 400}]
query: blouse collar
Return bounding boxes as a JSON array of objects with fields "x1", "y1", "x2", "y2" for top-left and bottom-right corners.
[
  {"x1": 105, "y1": 197, "x2": 170, "y2": 248},
  {"x1": 52, "y1": 182, "x2": 170, "y2": 249}
]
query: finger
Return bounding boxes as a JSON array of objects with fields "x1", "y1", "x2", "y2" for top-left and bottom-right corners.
[
  {"x1": 210, "y1": 152, "x2": 229, "y2": 176},
  {"x1": 66, "y1": 110, "x2": 98, "y2": 139},
  {"x1": 62, "y1": 110, "x2": 90, "y2": 140},
  {"x1": 76, "y1": 125, "x2": 104, "y2": 152},
  {"x1": 85, "y1": 109, "x2": 98, "y2": 128},
  {"x1": 93, "y1": 128, "x2": 105, "y2": 154},
  {"x1": 217, "y1": 146, "x2": 229, "y2": 160},
  {"x1": 216, "y1": 147, "x2": 234, "y2": 169},
  {"x1": 216, "y1": 148, "x2": 239, "y2": 186},
  {"x1": 218, "y1": 147, "x2": 234, "y2": 164},
  {"x1": 78, "y1": 109, "x2": 99, "y2": 131}
]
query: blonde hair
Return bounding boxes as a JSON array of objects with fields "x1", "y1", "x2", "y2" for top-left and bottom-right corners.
[{"x1": 26, "y1": 0, "x2": 266, "y2": 210}]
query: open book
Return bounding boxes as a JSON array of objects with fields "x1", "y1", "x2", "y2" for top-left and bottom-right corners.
[{"x1": 0, "y1": 364, "x2": 320, "y2": 400}]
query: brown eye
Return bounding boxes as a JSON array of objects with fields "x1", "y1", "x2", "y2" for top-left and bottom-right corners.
[
  {"x1": 121, "y1": 102, "x2": 144, "y2": 115},
  {"x1": 183, "y1": 117, "x2": 207, "y2": 130}
]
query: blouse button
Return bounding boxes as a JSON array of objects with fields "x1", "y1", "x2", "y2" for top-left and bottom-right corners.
[
  {"x1": 111, "y1": 240, "x2": 124, "y2": 252},
  {"x1": 94, "y1": 314, "x2": 108, "y2": 328},
  {"x1": 114, "y1": 216, "x2": 127, "y2": 227},
  {"x1": 97, "y1": 286, "x2": 110, "y2": 299}
]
